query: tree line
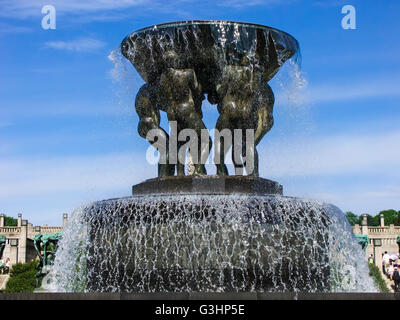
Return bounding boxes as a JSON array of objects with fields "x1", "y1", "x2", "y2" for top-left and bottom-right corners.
[{"x1": 345, "y1": 209, "x2": 400, "y2": 226}]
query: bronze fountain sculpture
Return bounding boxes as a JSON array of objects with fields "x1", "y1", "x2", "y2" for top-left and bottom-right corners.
[
  {"x1": 0, "y1": 235, "x2": 5, "y2": 262},
  {"x1": 121, "y1": 20, "x2": 298, "y2": 180},
  {"x1": 47, "y1": 21, "x2": 375, "y2": 293},
  {"x1": 82, "y1": 21, "x2": 337, "y2": 292},
  {"x1": 34, "y1": 232, "x2": 62, "y2": 287}
]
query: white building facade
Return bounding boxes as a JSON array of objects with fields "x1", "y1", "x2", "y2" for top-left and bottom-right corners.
[
  {"x1": 352, "y1": 213, "x2": 400, "y2": 267},
  {"x1": 0, "y1": 213, "x2": 67, "y2": 265}
]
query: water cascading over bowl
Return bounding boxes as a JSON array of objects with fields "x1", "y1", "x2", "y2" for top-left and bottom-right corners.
[
  {"x1": 49, "y1": 21, "x2": 376, "y2": 293},
  {"x1": 53, "y1": 192, "x2": 374, "y2": 292},
  {"x1": 121, "y1": 20, "x2": 299, "y2": 103},
  {"x1": 85, "y1": 194, "x2": 334, "y2": 292}
]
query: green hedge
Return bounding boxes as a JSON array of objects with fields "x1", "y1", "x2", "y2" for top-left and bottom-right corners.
[
  {"x1": 368, "y1": 263, "x2": 390, "y2": 293},
  {"x1": 4, "y1": 261, "x2": 40, "y2": 293}
]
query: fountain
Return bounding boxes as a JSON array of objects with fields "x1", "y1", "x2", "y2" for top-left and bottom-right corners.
[{"x1": 48, "y1": 21, "x2": 376, "y2": 293}]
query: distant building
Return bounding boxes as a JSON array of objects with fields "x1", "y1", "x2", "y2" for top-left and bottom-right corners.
[
  {"x1": 0, "y1": 213, "x2": 67, "y2": 265},
  {"x1": 352, "y1": 213, "x2": 400, "y2": 267}
]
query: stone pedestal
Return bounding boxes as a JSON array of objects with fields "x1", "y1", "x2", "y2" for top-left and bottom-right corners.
[{"x1": 132, "y1": 176, "x2": 283, "y2": 196}]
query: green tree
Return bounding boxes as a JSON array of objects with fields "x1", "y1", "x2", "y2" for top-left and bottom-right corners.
[
  {"x1": 4, "y1": 261, "x2": 39, "y2": 293},
  {"x1": 373, "y1": 209, "x2": 399, "y2": 226},
  {"x1": 345, "y1": 211, "x2": 359, "y2": 226},
  {"x1": 5, "y1": 216, "x2": 17, "y2": 226},
  {"x1": 358, "y1": 214, "x2": 378, "y2": 226}
]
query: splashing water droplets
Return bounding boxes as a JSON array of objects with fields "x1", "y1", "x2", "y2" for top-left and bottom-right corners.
[
  {"x1": 274, "y1": 58, "x2": 308, "y2": 107},
  {"x1": 48, "y1": 195, "x2": 377, "y2": 293}
]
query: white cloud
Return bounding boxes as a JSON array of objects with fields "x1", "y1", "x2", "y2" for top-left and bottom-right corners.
[
  {"x1": 0, "y1": 23, "x2": 33, "y2": 35},
  {"x1": 0, "y1": 100, "x2": 137, "y2": 119},
  {"x1": 259, "y1": 130, "x2": 400, "y2": 177},
  {"x1": 0, "y1": 0, "x2": 292, "y2": 20},
  {"x1": 274, "y1": 73, "x2": 400, "y2": 106},
  {"x1": 313, "y1": 0, "x2": 351, "y2": 7},
  {"x1": 310, "y1": 187, "x2": 400, "y2": 216},
  {"x1": 0, "y1": 0, "x2": 149, "y2": 18},
  {"x1": 257, "y1": 129, "x2": 400, "y2": 214},
  {"x1": 219, "y1": 0, "x2": 294, "y2": 8},
  {"x1": 0, "y1": 128, "x2": 399, "y2": 220},
  {"x1": 307, "y1": 79, "x2": 400, "y2": 103},
  {"x1": 44, "y1": 37, "x2": 106, "y2": 52},
  {"x1": 0, "y1": 152, "x2": 154, "y2": 199},
  {"x1": 1, "y1": 129, "x2": 399, "y2": 199}
]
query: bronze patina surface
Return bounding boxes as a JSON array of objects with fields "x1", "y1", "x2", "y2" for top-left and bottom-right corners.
[{"x1": 121, "y1": 20, "x2": 298, "y2": 178}]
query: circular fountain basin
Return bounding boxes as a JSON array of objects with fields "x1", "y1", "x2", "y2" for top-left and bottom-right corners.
[
  {"x1": 83, "y1": 195, "x2": 336, "y2": 292},
  {"x1": 49, "y1": 193, "x2": 377, "y2": 293}
]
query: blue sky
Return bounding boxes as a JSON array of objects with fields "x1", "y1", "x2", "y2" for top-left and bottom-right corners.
[{"x1": 0, "y1": 0, "x2": 399, "y2": 225}]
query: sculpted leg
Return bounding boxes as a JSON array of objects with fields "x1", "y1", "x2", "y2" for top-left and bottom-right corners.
[
  {"x1": 176, "y1": 140, "x2": 186, "y2": 176},
  {"x1": 241, "y1": 141, "x2": 258, "y2": 177},
  {"x1": 159, "y1": 61, "x2": 210, "y2": 176},
  {"x1": 214, "y1": 63, "x2": 254, "y2": 176},
  {"x1": 214, "y1": 114, "x2": 231, "y2": 176},
  {"x1": 254, "y1": 83, "x2": 274, "y2": 146},
  {"x1": 135, "y1": 83, "x2": 175, "y2": 177},
  {"x1": 232, "y1": 136, "x2": 244, "y2": 175},
  {"x1": 250, "y1": 83, "x2": 274, "y2": 177},
  {"x1": 189, "y1": 115, "x2": 211, "y2": 175}
]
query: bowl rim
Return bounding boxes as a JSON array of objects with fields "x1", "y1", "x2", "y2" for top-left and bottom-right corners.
[{"x1": 126, "y1": 19, "x2": 296, "y2": 40}]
